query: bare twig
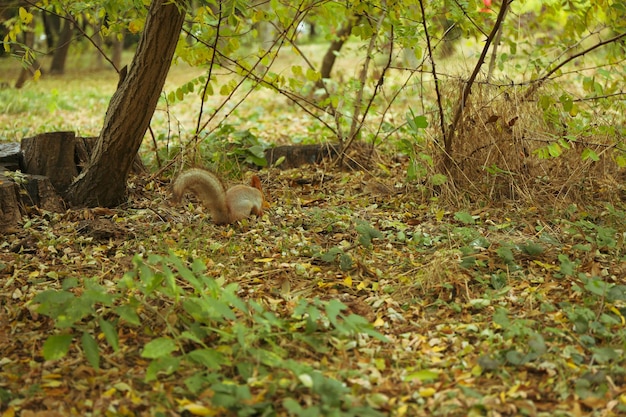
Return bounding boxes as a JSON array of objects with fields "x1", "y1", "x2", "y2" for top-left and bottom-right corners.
[
  {"x1": 486, "y1": 6, "x2": 508, "y2": 82},
  {"x1": 419, "y1": 0, "x2": 446, "y2": 146},
  {"x1": 524, "y1": 31, "x2": 626, "y2": 99},
  {"x1": 444, "y1": 0, "x2": 512, "y2": 158},
  {"x1": 342, "y1": 21, "x2": 394, "y2": 157},
  {"x1": 195, "y1": 0, "x2": 222, "y2": 139},
  {"x1": 344, "y1": 7, "x2": 387, "y2": 152}
]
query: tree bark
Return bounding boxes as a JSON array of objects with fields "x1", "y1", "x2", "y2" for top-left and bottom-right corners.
[
  {"x1": 315, "y1": 15, "x2": 360, "y2": 89},
  {"x1": 49, "y1": 18, "x2": 74, "y2": 74},
  {"x1": 65, "y1": 0, "x2": 187, "y2": 207},
  {"x1": 15, "y1": 14, "x2": 42, "y2": 89},
  {"x1": 21, "y1": 131, "x2": 78, "y2": 192}
]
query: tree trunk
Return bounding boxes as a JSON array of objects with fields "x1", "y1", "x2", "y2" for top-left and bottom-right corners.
[
  {"x1": 15, "y1": 15, "x2": 42, "y2": 89},
  {"x1": 65, "y1": 0, "x2": 187, "y2": 207},
  {"x1": 49, "y1": 18, "x2": 74, "y2": 74},
  {"x1": 315, "y1": 15, "x2": 360, "y2": 89}
]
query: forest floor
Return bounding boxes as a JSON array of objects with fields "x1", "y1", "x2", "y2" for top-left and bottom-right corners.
[{"x1": 1, "y1": 44, "x2": 626, "y2": 417}]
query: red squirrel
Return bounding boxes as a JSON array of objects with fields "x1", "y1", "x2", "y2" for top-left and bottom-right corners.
[{"x1": 172, "y1": 169, "x2": 266, "y2": 225}]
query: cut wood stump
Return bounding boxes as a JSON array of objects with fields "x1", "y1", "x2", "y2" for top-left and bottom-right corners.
[
  {"x1": 21, "y1": 131, "x2": 79, "y2": 194},
  {"x1": 0, "y1": 170, "x2": 21, "y2": 232},
  {"x1": 1, "y1": 131, "x2": 146, "y2": 231}
]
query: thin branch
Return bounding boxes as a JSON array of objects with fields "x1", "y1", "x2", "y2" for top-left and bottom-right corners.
[
  {"x1": 486, "y1": 6, "x2": 508, "y2": 82},
  {"x1": 343, "y1": 21, "x2": 394, "y2": 156},
  {"x1": 524, "y1": 31, "x2": 626, "y2": 99},
  {"x1": 444, "y1": 0, "x2": 512, "y2": 157},
  {"x1": 344, "y1": 7, "x2": 387, "y2": 151},
  {"x1": 419, "y1": 0, "x2": 446, "y2": 146},
  {"x1": 195, "y1": 1, "x2": 222, "y2": 138}
]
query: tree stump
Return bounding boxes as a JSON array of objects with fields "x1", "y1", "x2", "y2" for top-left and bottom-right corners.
[
  {"x1": 0, "y1": 143, "x2": 24, "y2": 231},
  {"x1": 1, "y1": 131, "x2": 145, "y2": 231},
  {"x1": 0, "y1": 171, "x2": 21, "y2": 231},
  {"x1": 21, "y1": 131, "x2": 78, "y2": 193}
]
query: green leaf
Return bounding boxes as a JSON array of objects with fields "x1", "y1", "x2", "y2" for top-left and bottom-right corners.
[
  {"x1": 356, "y1": 221, "x2": 382, "y2": 248},
  {"x1": 99, "y1": 318, "x2": 119, "y2": 352},
  {"x1": 320, "y1": 247, "x2": 343, "y2": 263},
  {"x1": 581, "y1": 148, "x2": 599, "y2": 162},
  {"x1": 325, "y1": 299, "x2": 347, "y2": 328},
  {"x1": 145, "y1": 357, "x2": 181, "y2": 382},
  {"x1": 291, "y1": 65, "x2": 303, "y2": 76},
  {"x1": 520, "y1": 241, "x2": 544, "y2": 256},
  {"x1": 559, "y1": 93, "x2": 573, "y2": 112},
  {"x1": 43, "y1": 334, "x2": 73, "y2": 361},
  {"x1": 187, "y1": 349, "x2": 226, "y2": 370},
  {"x1": 406, "y1": 109, "x2": 428, "y2": 131},
  {"x1": 558, "y1": 254, "x2": 576, "y2": 276},
  {"x1": 496, "y1": 246, "x2": 515, "y2": 265},
  {"x1": 505, "y1": 350, "x2": 527, "y2": 365},
  {"x1": 607, "y1": 285, "x2": 626, "y2": 302},
  {"x1": 81, "y1": 332, "x2": 100, "y2": 369},
  {"x1": 141, "y1": 337, "x2": 177, "y2": 359},
  {"x1": 115, "y1": 305, "x2": 141, "y2": 326},
  {"x1": 591, "y1": 347, "x2": 619, "y2": 363},
  {"x1": 430, "y1": 173, "x2": 447, "y2": 186},
  {"x1": 339, "y1": 253, "x2": 353, "y2": 271},
  {"x1": 584, "y1": 277, "x2": 610, "y2": 297},
  {"x1": 547, "y1": 142, "x2": 562, "y2": 158},
  {"x1": 528, "y1": 333, "x2": 547, "y2": 356},
  {"x1": 454, "y1": 211, "x2": 475, "y2": 225},
  {"x1": 404, "y1": 369, "x2": 439, "y2": 382}
]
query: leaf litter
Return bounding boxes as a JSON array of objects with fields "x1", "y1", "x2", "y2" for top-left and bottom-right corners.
[
  {"x1": 1, "y1": 161, "x2": 625, "y2": 416},
  {"x1": 1, "y1": 57, "x2": 626, "y2": 417}
]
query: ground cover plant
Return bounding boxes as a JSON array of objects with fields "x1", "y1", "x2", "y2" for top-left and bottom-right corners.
[{"x1": 1, "y1": 0, "x2": 626, "y2": 416}]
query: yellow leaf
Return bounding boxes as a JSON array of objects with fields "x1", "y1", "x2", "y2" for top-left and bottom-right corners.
[
  {"x1": 253, "y1": 257, "x2": 273, "y2": 263},
  {"x1": 291, "y1": 65, "x2": 303, "y2": 76},
  {"x1": 103, "y1": 387, "x2": 117, "y2": 397},
  {"x1": 305, "y1": 68, "x2": 320, "y2": 82},
  {"x1": 343, "y1": 275, "x2": 352, "y2": 287},
  {"x1": 435, "y1": 209, "x2": 445, "y2": 222},
  {"x1": 19, "y1": 7, "x2": 33, "y2": 24},
  {"x1": 506, "y1": 383, "x2": 520, "y2": 396},
  {"x1": 1, "y1": 406, "x2": 16, "y2": 417},
  {"x1": 395, "y1": 405, "x2": 408, "y2": 417},
  {"x1": 182, "y1": 403, "x2": 213, "y2": 416},
  {"x1": 373, "y1": 316, "x2": 385, "y2": 327},
  {"x1": 419, "y1": 387, "x2": 436, "y2": 397},
  {"x1": 33, "y1": 69, "x2": 41, "y2": 81},
  {"x1": 532, "y1": 260, "x2": 556, "y2": 270},
  {"x1": 128, "y1": 19, "x2": 144, "y2": 34},
  {"x1": 609, "y1": 305, "x2": 625, "y2": 325}
]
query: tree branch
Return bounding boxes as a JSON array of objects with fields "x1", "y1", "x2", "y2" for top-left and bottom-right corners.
[{"x1": 443, "y1": 0, "x2": 512, "y2": 157}]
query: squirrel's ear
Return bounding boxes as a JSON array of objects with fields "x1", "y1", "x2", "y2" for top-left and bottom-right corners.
[{"x1": 250, "y1": 175, "x2": 263, "y2": 191}]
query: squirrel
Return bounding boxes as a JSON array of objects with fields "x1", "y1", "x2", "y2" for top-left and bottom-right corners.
[{"x1": 172, "y1": 168, "x2": 266, "y2": 225}]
